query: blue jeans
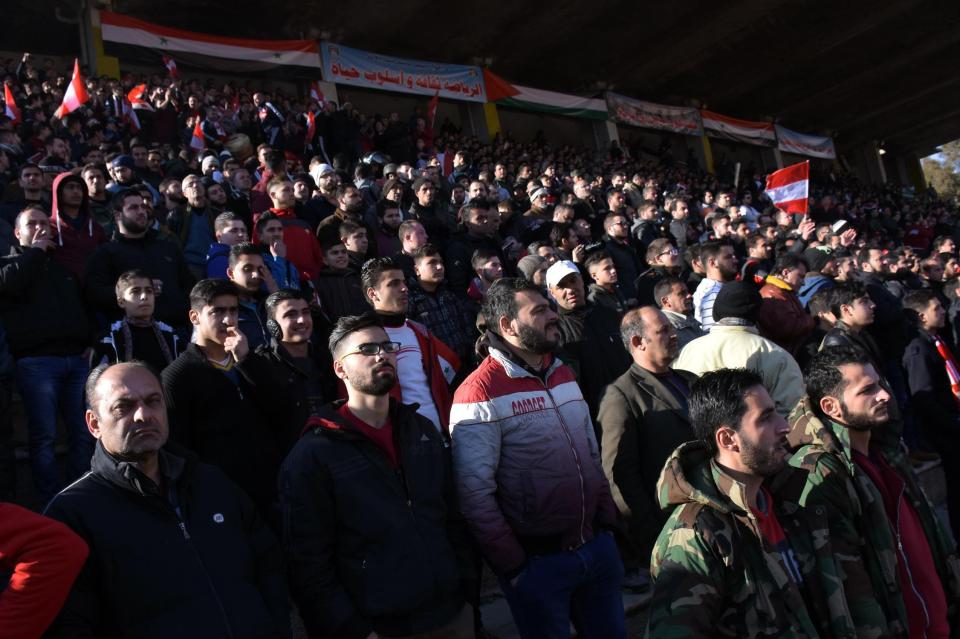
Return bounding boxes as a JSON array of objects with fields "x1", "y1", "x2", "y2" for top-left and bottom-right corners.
[
  {"x1": 499, "y1": 532, "x2": 625, "y2": 639},
  {"x1": 16, "y1": 355, "x2": 93, "y2": 505}
]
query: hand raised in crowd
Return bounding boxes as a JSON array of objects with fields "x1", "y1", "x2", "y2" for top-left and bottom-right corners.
[
  {"x1": 32, "y1": 226, "x2": 56, "y2": 251},
  {"x1": 224, "y1": 326, "x2": 248, "y2": 363},
  {"x1": 572, "y1": 244, "x2": 586, "y2": 264},
  {"x1": 839, "y1": 227, "x2": 857, "y2": 246},
  {"x1": 269, "y1": 238, "x2": 287, "y2": 259},
  {"x1": 798, "y1": 218, "x2": 816, "y2": 240}
]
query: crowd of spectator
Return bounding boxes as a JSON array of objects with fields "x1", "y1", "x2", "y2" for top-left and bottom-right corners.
[{"x1": 2, "y1": 51, "x2": 960, "y2": 638}]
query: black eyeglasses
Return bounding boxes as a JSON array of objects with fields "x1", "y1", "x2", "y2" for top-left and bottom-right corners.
[{"x1": 339, "y1": 341, "x2": 401, "y2": 360}]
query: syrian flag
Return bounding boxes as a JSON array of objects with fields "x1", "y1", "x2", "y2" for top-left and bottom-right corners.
[
  {"x1": 304, "y1": 111, "x2": 316, "y2": 149},
  {"x1": 126, "y1": 84, "x2": 154, "y2": 110},
  {"x1": 427, "y1": 89, "x2": 440, "y2": 129},
  {"x1": 3, "y1": 84, "x2": 20, "y2": 125},
  {"x1": 162, "y1": 55, "x2": 179, "y2": 79},
  {"x1": 121, "y1": 97, "x2": 141, "y2": 131},
  {"x1": 764, "y1": 161, "x2": 809, "y2": 216},
  {"x1": 54, "y1": 59, "x2": 90, "y2": 119},
  {"x1": 309, "y1": 82, "x2": 324, "y2": 104},
  {"x1": 189, "y1": 120, "x2": 205, "y2": 151}
]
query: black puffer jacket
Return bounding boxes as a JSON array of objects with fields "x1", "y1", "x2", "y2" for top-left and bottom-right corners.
[
  {"x1": 0, "y1": 245, "x2": 91, "y2": 358},
  {"x1": 279, "y1": 400, "x2": 473, "y2": 639},
  {"x1": 314, "y1": 267, "x2": 369, "y2": 320},
  {"x1": 44, "y1": 442, "x2": 290, "y2": 639}
]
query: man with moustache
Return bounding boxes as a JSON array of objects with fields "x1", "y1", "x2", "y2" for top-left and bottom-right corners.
[
  {"x1": 789, "y1": 347, "x2": 960, "y2": 637},
  {"x1": 693, "y1": 241, "x2": 739, "y2": 333},
  {"x1": 646, "y1": 369, "x2": 829, "y2": 637},
  {"x1": 44, "y1": 362, "x2": 289, "y2": 639},
  {"x1": 634, "y1": 238, "x2": 682, "y2": 308},
  {"x1": 280, "y1": 313, "x2": 474, "y2": 639},
  {"x1": 654, "y1": 276, "x2": 705, "y2": 351},
  {"x1": 596, "y1": 307, "x2": 697, "y2": 593},
  {"x1": 451, "y1": 278, "x2": 624, "y2": 639}
]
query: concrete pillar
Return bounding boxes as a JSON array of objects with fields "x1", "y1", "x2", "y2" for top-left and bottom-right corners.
[
  {"x1": 592, "y1": 119, "x2": 619, "y2": 152},
  {"x1": 483, "y1": 103, "x2": 502, "y2": 139}
]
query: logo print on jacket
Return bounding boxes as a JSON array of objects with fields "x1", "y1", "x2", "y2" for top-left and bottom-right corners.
[{"x1": 511, "y1": 396, "x2": 546, "y2": 416}]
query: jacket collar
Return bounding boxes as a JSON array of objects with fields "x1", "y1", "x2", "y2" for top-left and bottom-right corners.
[
  {"x1": 90, "y1": 440, "x2": 190, "y2": 497},
  {"x1": 629, "y1": 363, "x2": 689, "y2": 413},
  {"x1": 764, "y1": 275, "x2": 794, "y2": 292},
  {"x1": 485, "y1": 331, "x2": 561, "y2": 380},
  {"x1": 787, "y1": 396, "x2": 856, "y2": 475}
]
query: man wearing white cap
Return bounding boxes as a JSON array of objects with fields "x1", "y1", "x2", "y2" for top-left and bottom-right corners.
[
  {"x1": 308, "y1": 162, "x2": 339, "y2": 220},
  {"x1": 546, "y1": 260, "x2": 631, "y2": 420}
]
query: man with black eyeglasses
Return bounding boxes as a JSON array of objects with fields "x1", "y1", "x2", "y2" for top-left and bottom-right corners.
[
  {"x1": 280, "y1": 312, "x2": 475, "y2": 639},
  {"x1": 634, "y1": 238, "x2": 683, "y2": 308}
]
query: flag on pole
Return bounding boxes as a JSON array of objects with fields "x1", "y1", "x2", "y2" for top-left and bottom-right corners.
[
  {"x1": 54, "y1": 59, "x2": 90, "y2": 119},
  {"x1": 126, "y1": 84, "x2": 154, "y2": 110},
  {"x1": 3, "y1": 84, "x2": 20, "y2": 125},
  {"x1": 304, "y1": 111, "x2": 316, "y2": 150},
  {"x1": 189, "y1": 120, "x2": 205, "y2": 151},
  {"x1": 427, "y1": 89, "x2": 440, "y2": 129},
  {"x1": 162, "y1": 55, "x2": 179, "y2": 79},
  {"x1": 121, "y1": 97, "x2": 141, "y2": 132},
  {"x1": 764, "y1": 160, "x2": 809, "y2": 216},
  {"x1": 309, "y1": 82, "x2": 324, "y2": 104}
]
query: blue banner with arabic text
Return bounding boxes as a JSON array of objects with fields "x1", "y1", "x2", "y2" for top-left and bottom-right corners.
[{"x1": 320, "y1": 42, "x2": 486, "y2": 103}]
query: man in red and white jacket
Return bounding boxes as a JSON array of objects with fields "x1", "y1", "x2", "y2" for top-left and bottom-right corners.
[
  {"x1": 362, "y1": 257, "x2": 459, "y2": 437},
  {"x1": 449, "y1": 278, "x2": 625, "y2": 639}
]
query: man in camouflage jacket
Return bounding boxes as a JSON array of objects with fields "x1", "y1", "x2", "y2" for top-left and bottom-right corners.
[
  {"x1": 789, "y1": 346, "x2": 960, "y2": 638},
  {"x1": 646, "y1": 369, "x2": 843, "y2": 638}
]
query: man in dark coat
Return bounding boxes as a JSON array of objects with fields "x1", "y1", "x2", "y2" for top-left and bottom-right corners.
[
  {"x1": 280, "y1": 313, "x2": 474, "y2": 639},
  {"x1": 596, "y1": 307, "x2": 697, "y2": 592},
  {"x1": 44, "y1": 362, "x2": 289, "y2": 639}
]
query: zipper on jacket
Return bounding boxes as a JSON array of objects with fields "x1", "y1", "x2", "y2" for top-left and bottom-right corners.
[
  {"x1": 541, "y1": 382, "x2": 587, "y2": 545},
  {"x1": 172, "y1": 507, "x2": 236, "y2": 639},
  {"x1": 895, "y1": 483, "x2": 931, "y2": 637}
]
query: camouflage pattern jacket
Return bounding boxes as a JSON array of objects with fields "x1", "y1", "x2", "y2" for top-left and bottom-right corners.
[
  {"x1": 788, "y1": 397, "x2": 960, "y2": 638},
  {"x1": 646, "y1": 441, "x2": 835, "y2": 638}
]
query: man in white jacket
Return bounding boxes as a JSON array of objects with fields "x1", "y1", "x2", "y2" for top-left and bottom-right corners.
[{"x1": 676, "y1": 280, "x2": 804, "y2": 416}]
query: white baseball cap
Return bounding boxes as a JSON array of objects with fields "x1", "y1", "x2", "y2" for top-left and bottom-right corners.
[{"x1": 545, "y1": 260, "x2": 581, "y2": 289}]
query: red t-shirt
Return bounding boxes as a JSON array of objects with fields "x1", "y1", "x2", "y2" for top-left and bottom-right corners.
[
  {"x1": 854, "y1": 450, "x2": 949, "y2": 639},
  {"x1": 338, "y1": 404, "x2": 399, "y2": 469}
]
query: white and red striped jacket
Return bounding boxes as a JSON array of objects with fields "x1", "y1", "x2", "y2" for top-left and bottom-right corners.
[{"x1": 449, "y1": 334, "x2": 617, "y2": 575}]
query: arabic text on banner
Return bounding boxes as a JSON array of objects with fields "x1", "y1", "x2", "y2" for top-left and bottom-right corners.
[
  {"x1": 320, "y1": 42, "x2": 486, "y2": 103},
  {"x1": 605, "y1": 92, "x2": 702, "y2": 136}
]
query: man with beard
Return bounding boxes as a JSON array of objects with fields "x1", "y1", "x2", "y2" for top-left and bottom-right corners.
[
  {"x1": 654, "y1": 276, "x2": 705, "y2": 351},
  {"x1": 597, "y1": 307, "x2": 696, "y2": 593},
  {"x1": 693, "y1": 241, "x2": 739, "y2": 332},
  {"x1": 647, "y1": 369, "x2": 827, "y2": 637},
  {"x1": 307, "y1": 162, "x2": 338, "y2": 221},
  {"x1": 44, "y1": 362, "x2": 290, "y2": 639},
  {"x1": 634, "y1": 238, "x2": 682, "y2": 308},
  {"x1": 408, "y1": 177, "x2": 451, "y2": 243},
  {"x1": 373, "y1": 200, "x2": 402, "y2": 257},
  {"x1": 280, "y1": 313, "x2": 474, "y2": 639},
  {"x1": 789, "y1": 347, "x2": 960, "y2": 636},
  {"x1": 741, "y1": 234, "x2": 775, "y2": 286},
  {"x1": 81, "y1": 164, "x2": 112, "y2": 232},
  {"x1": 316, "y1": 182, "x2": 368, "y2": 237},
  {"x1": 105, "y1": 155, "x2": 159, "y2": 202},
  {"x1": 546, "y1": 260, "x2": 631, "y2": 421},
  {"x1": 362, "y1": 257, "x2": 459, "y2": 437},
  {"x1": 85, "y1": 189, "x2": 194, "y2": 330},
  {"x1": 451, "y1": 278, "x2": 624, "y2": 639}
]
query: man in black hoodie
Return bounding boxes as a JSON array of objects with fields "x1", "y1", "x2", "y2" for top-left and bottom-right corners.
[
  {"x1": 0, "y1": 206, "x2": 93, "y2": 506},
  {"x1": 280, "y1": 313, "x2": 474, "y2": 639},
  {"x1": 45, "y1": 361, "x2": 290, "y2": 639},
  {"x1": 314, "y1": 233, "x2": 368, "y2": 321}
]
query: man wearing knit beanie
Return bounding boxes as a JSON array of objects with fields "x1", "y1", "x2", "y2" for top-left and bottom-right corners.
[
  {"x1": 675, "y1": 280, "x2": 805, "y2": 416},
  {"x1": 797, "y1": 247, "x2": 836, "y2": 308}
]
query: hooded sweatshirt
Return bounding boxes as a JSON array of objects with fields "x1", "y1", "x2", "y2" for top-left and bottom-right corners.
[{"x1": 49, "y1": 172, "x2": 107, "y2": 277}]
